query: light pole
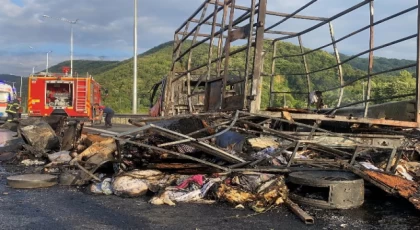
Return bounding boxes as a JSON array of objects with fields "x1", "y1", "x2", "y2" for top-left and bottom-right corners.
[
  {"x1": 16, "y1": 65, "x2": 25, "y2": 97},
  {"x1": 42, "y1": 15, "x2": 78, "y2": 76},
  {"x1": 19, "y1": 76, "x2": 22, "y2": 97},
  {"x1": 28, "y1": 46, "x2": 38, "y2": 74},
  {"x1": 6, "y1": 75, "x2": 20, "y2": 96},
  {"x1": 29, "y1": 46, "x2": 48, "y2": 74},
  {"x1": 46, "y1": 51, "x2": 52, "y2": 74},
  {"x1": 5, "y1": 79, "x2": 16, "y2": 95},
  {"x1": 133, "y1": 0, "x2": 138, "y2": 114}
]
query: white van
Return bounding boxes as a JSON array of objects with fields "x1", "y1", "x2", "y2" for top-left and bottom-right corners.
[{"x1": 0, "y1": 81, "x2": 16, "y2": 123}]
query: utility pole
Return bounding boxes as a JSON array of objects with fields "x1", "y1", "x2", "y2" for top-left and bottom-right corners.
[
  {"x1": 27, "y1": 46, "x2": 39, "y2": 75},
  {"x1": 19, "y1": 76, "x2": 22, "y2": 97},
  {"x1": 6, "y1": 76, "x2": 18, "y2": 96},
  {"x1": 15, "y1": 65, "x2": 24, "y2": 96},
  {"x1": 46, "y1": 51, "x2": 52, "y2": 74},
  {"x1": 362, "y1": 80, "x2": 366, "y2": 107},
  {"x1": 42, "y1": 15, "x2": 78, "y2": 76},
  {"x1": 133, "y1": 0, "x2": 138, "y2": 114},
  {"x1": 70, "y1": 23, "x2": 74, "y2": 76}
]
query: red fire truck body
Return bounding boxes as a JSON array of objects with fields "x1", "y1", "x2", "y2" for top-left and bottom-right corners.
[{"x1": 27, "y1": 73, "x2": 102, "y2": 120}]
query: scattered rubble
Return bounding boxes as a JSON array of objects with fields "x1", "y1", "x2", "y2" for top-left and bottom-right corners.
[
  {"x1": 2, "y1": 111, "x2": 420, "y2": 225},
  {"x1": 20, "y1": 121, "x2": 60, "y2": 153}
]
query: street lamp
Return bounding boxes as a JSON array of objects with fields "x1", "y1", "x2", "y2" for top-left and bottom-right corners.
[
  {"x1": 19, "y1": 62, "x2": 35, "y2": 75},
  {"x1": 29, "y1": 46, "x2": 52, "y2": 74},
  {"x1": 133, "y1": 0, "x2": 138, "y2": 114},
  {"x1": 5, "y1": 77, "x2": 19, "y2": 96},
  {"x1": 32, "y1": 65, "x2": 37, "y2": 74},
  {"x1": 27, "y1": 46, "x2": 38, "y2": 74},
  {"x1": 42, "y1": 14, "x2": 78, "y2": 76},
  {"x1": 12, "y1": 76, "x2": 23, "y2": 97},
  {"x1": 5, "y1": 79, "x2": 16, "y2": 89},
  {"x1": 16, "y1": 65, "x2": 26, "y2": 97},
  {"x1": 46, "y1": 51, "x2": 52, "y2": 75}
]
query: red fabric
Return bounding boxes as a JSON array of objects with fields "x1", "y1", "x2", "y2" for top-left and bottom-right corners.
[
  {"x1": 98, "y1": 106, "x2": 105, "y2": 111},
  {"x1": 176, "y1": 175, "x2": 205, "y2": 189},
  {"x1": 149, "y1": 97, "x2": 161, "y2": 117}
]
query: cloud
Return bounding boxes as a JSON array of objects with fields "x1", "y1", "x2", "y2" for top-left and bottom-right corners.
[{"x1": 0, "y1": 0, "x2": 418, "y2": 76}]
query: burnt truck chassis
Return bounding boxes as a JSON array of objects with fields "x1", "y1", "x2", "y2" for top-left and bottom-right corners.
[{"x1": 156, "y1": 0, "x2": 420, "y2": 129}]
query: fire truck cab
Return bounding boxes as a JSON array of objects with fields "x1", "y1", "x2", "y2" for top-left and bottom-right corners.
[
  {"x1": 0, "y1": 81, "x2": 16, "y2": 123},
  {"x1": 27, "y1": 70, "x2": 102, "y2": 121}
]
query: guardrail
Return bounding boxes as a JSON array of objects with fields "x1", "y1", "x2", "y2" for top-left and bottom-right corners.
[{"x1": 111, "y1": 113, "x2": 149, "y2": 125}]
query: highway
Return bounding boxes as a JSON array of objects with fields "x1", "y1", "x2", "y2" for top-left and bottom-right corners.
[
  {"x1": 0, "y1": 163, "x2": 418, "y2": 230},
  {"x1": 1, "y1": 121, "x2": 420, "y2": 229},
  {"x1": 85, "y1": 123, "x2": 137, "y2": 134}
]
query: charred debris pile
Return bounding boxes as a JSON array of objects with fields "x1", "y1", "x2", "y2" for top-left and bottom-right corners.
[{"x1": 1, "y1": 111, "x2": 420, "y2": 224}]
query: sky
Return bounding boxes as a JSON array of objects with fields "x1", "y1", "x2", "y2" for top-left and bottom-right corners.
[{"x1": 0, "y1": 0, "x2": 418, "y2": 77}]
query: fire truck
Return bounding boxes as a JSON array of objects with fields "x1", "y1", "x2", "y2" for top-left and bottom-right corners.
[
  {"x1": 0, "y1": 81, "x2": 16, "y2": 122},
  {"x1": 27, "y1": 67, "x2": 102, "y2": 121}
]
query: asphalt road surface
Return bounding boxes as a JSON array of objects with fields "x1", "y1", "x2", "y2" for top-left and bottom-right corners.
[
  {"x1": 0, "y1": 164, "x2": 419, "y2": 230},
  {"x1": 85, "y1": 123, "x2": 140, "y2": 134},
  {"x1": 1, "y1": 124, "x2": 420, "y2": 229}
]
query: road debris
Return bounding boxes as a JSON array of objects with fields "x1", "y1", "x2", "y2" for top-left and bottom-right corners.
[
  {"x1": 20, "y1": 121, "x2": 60, "y2": 153},
  {"x1": 7, "y1": 174, "x2": 57, "y2": 189},
  {"x1": 2, "y1": 110, "x2": 420, "y2": 225},
  {"x1": 285, "y1": 198, "x2": 314, "y2": 225}
]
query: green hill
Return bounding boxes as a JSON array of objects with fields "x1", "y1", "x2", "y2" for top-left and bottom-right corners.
[
  {"x1": 93, "y1": 40, "x2": 370, "y2": 112},
  {"x1": 45, "y1": 60, "x2": 120, "y2": 76},
  {"x1": 339, "y1": 53, "x2": 416, "y2": 74},
  {"x1": 95, "y1": 42, "x2": 176, "y2": 112}
]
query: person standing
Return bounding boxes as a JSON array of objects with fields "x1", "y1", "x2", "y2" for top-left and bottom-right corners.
[
  {"x1": 5, "y1": 97, "x2": 20, "y2": 122},
  {"x1": 94, "y1": 103, "x2": 114, "y2": 128}
]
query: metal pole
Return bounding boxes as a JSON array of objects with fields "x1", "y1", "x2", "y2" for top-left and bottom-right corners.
[
  {"x1": 362, "y1": 80, "x2": 365, "y2": 106},
  {"x1": 243, "y1": 0, "x2": 256, "y2": 109},
  {"x1": 42, "y1": 15, "x2": 77, "y2": 76},
  {"x1": 204, "y1": 0, "x2": 219, "y2": 111},
  {"x1": 298, "y1": 36, "x2": 311, "y2": 109},
  {"x1": 269, "y1": 41, "x2": 277, "y2": 107},
  {"x1": 328, "y1": 22, "x2": 344, "y2": 108},
  {"x1": 364, "y1": 1, "x2": 374, "y2": 117},
  {"x1": 216, "y1": 0, "x2": 229, "y2": 79},
  {"x1": 20, "y1": 76, "x2": 22, "y2": 97},
  {"x1": 249, "y1": 0, "x2": 267, "y2": 113},
  {"x1": 32, "y1": 66, "x2": 35, "y2": 74},
  {"x1": 133, "y1": 0, "x2": 138, "y2": 114},
  {"x1": 416, "y1": 0, "x2": 420, "y2": 125},
  {"x1": 46, "y1": 52, "x2": 49, "y2": 75},
  {"x1": 71, "y1": 24, "x2": 73, "y2": 76},
  {"x1": 221, "y1": 0, "x2": 236, "y2": 109},
  {"x1": 187, "y1": 3, "x2": 210, "y2": 113}
]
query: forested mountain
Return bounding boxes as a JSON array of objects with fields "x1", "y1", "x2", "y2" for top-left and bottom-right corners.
[
  {"x1": 95, "y1": 42, "x2": 175, "y2": 112},
  {"x1": 45, "y1": 60, "x2": 120, "y2": 76},
  {"x1": 40, "y1": 41, "x2": 417, "y2": 113},
  {"x1": 339, "y1": 54, "x2": 416, "y2": 74}
]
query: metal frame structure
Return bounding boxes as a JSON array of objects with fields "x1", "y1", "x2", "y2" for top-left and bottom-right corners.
[{"x1": 161, "y1": 0, "x2": 420, "y2": 128}]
